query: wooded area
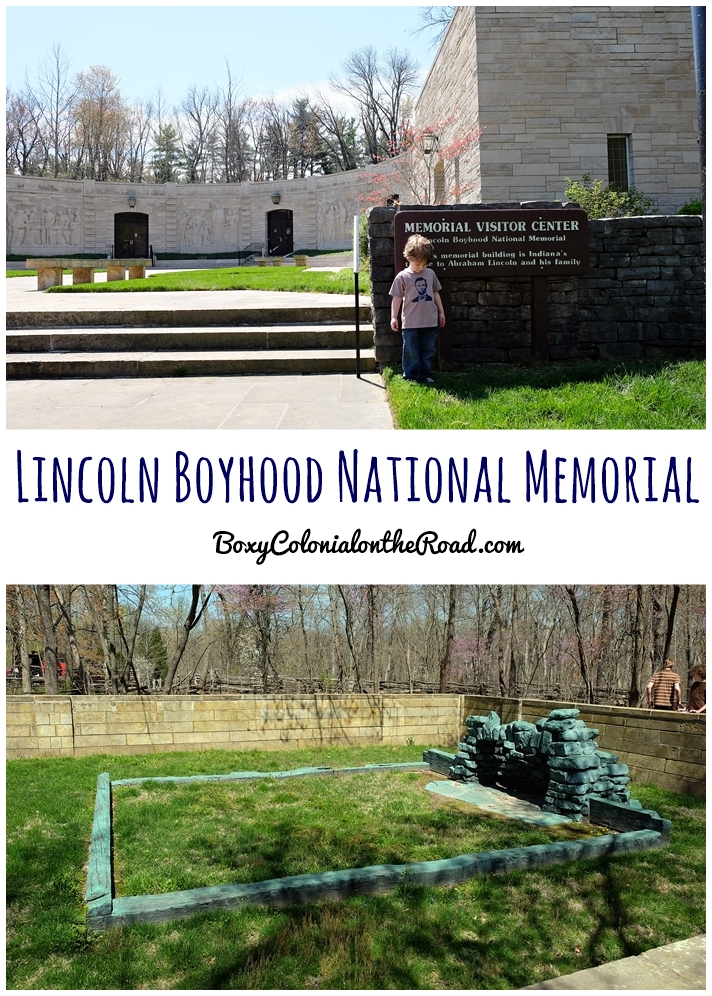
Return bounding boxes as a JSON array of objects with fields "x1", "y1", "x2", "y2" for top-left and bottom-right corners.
[
  {"x1": 6, "y1": 44, "x2": 420, "y2": 183},
  {"x1": 6, "y1": 585, "x2": 705, "y2": 707}
]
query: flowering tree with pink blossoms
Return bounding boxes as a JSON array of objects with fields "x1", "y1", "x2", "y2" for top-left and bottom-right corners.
[{"x1": 359, "y1": 112, "x2": 481, "y2": 207}]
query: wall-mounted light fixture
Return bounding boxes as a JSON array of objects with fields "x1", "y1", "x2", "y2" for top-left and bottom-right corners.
[
  {"x1": 271, "y1": 192, "x2": 281, "y2": 205},
  {"x1": 128, "y1": 195, "x2": 137, "y2": 208},
  {"x1": 423, "y1": 132, "x2": 440, "y2": 156}
]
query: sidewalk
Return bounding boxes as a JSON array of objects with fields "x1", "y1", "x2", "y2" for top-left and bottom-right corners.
[
  {"x1": 7, "y1": 371, "x2": 393, "y2": 429},
  {"x1": 523, "y1": 935, "x2": 706, "y2": 990},
  {"x1": 6, "y1": 272, "x2": 370, "y2": 315}
]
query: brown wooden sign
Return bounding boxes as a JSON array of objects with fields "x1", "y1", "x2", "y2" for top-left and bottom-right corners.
[{"x1": 394, "y1": 208, "x2": 589, "y2": 277}]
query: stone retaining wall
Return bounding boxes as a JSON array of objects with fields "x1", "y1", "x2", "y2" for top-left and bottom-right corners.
[
  {"x1": 6, "y1": 693, "x2": 704, "y2": 796},
  {"x1": 5, "y1": 694, "x2": 460, "y2": 759},
  {"x1": 368, "y1": 206, "x2": 705, "y2": 366}
]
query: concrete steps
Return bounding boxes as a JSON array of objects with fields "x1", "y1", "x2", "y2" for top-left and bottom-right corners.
[
  {"x1": 7, "y1": 325, "x2": 373, "y2": 354},
  {"x1": 6, "y1": 302, "x2": 374, "y2": 379},
  {"x1": 6, "y1": 348, "x2": 376, "y2": 378},
  {"x1": 6, "y1": 304, "x2": 371, "y2": 330}
]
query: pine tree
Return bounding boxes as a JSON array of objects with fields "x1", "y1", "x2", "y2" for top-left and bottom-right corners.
[{"x1": 151, "y1": 123, "x2": 182, "y2": 183}]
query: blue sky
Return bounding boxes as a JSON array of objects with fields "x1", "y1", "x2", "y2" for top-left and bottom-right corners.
[{"x1": 6, "y1": 5, "x2": 441, "y2": 107}]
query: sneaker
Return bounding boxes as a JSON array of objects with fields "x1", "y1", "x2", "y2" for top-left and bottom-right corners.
[{"x1": 421, "y1": 377, "x2": 435, "y2": 385}]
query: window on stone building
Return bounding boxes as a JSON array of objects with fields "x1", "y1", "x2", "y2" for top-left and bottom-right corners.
[{"x1": 607, "y1": 135, "x2": 630, "y2": 191}]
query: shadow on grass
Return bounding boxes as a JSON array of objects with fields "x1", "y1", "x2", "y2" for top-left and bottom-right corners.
[
  {"x1": 389, "y1": 358, "x2": 699, "y2": 402},
  {"x1": 178, "y1": 856, "x2": 646, "y2": 990}
]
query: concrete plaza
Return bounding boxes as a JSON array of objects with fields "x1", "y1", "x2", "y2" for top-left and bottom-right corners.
[{"x1": 6, "y1": 274, "x2": 394, "y2": 429}]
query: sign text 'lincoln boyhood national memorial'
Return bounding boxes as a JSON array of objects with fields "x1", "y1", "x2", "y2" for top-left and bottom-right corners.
[{"x1": 394, "y1": 208, "x2": 589, "y2": 278}]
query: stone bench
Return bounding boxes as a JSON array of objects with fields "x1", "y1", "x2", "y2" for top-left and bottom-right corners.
[{"x1": 26, "y1": 258, "x2": 152, "y2": 290}]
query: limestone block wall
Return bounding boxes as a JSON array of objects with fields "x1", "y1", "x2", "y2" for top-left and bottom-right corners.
[
  {"x1": 460, "y1": 695, "x2": 706, "y2": 797},
  {"x1": 416, "y1": 7, "x2": 700, "y2": 213},
  {"x1": 6, "y1": 171, "x2": 372, "y2": 256},
  {"x1": 368, "y1": 206, "x2": 704, "y2": 365},
  {"x1": 5, "y1": 694, "x2": 461, "y2": 759},
  {"x1": 6, "y1": 693, "x2": 704, "y2": 797}
]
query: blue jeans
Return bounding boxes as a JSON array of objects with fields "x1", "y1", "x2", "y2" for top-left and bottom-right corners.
[{"x1": 402, "y1": 327, "x2": 438, "y2": 381}]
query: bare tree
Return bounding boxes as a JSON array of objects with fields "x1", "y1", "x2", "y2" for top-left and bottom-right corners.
[
  {"x1": 6, "y1": 87, "x2": 43, "y2": 174},
  {"x1": 412, "y1": 7, "x2": 457, "y2": 46},
  {"x1": 33, "y1": 43, "x2": 77, "y2": 176},
  {"x1": 661, "y1": 584, "x2": 681, "y2": 665},
  {"x1": 14, "y1": 586, "x2": 32, "y2": 693},
  {"x1": 34, "y1": 585, "x2": 59, "y2": 695},
  {"x1": 6, "y1": 585, "x2": 706, "y2": 704},
  {"x1": 216, "y1": 64, "x2": 251, "y2": 182},
  {"x1": 564, "y1": 586, "x2": 595, "y2": 703},
  {"x1": 330, "y1": 45, "x2": 419, "y2": 162},
  {"x1": 180, "y1": 85, "x2": 218, "y2": 183},
  {"x1": 73, "y1": 65, "x2": 129, "y2": 180},
  {"x1": 438, "y1": 585, "x2": 458, "y2": 693},
  {"x1": 307, "y1": 92, "x2": 361, "y2": 172},
  {"x1": 337, "y1": 585, "x2": 362, "y2": 691},
  {"x1": 124, "y1": 101, "x2": 153, "y2": 182},
  {"x1": 54, "y1": 585, "x2": 83, "y2": 688},
  {"x1": 630, "y1": 584, "x2": 647, "y2": 706},
  {"x1": 164, "y1": 585, "x2": 212, "y2": 692}
]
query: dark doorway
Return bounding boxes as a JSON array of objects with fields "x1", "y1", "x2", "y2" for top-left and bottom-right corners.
[
  {"x1": 267, "y1": 209, "x2": 293, "y2": 256},
  {"x1": 114, "y1": 212, "x2": 149, "y2": 258}
]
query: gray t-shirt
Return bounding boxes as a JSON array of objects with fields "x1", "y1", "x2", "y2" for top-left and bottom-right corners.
[{"x1": 390, "y1": 267, "x2": 442, "y2": 328}]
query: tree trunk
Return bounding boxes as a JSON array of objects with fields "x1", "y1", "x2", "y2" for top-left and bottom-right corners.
[
  {"x1": 164, "y1": 585, "x2": 210, "y2": 693},
  {"x1": 15, "y1": 585, "x2": 32, "y2": 694},
  {"x1": 508, "y1": 585, "x2": 519, "y2": 696},
  {"x1": 328, "y1": 587, "x2": 345, "y2": 690},
  {"x1": 661, "y1": 584, "x2": 681, "y2": 665},
  {"x1": 337, "y1": 585, "x2": 361, "y2": 691},
  {"x1": 630, "y1": 584, "x2": 646, "y2": 707},
  {"x1": 35, "y1": 584, "x2": 59, "y2": 695},
  {"x1": 438, "y1": 585, "x2": 458, "y2": 693},
  {"x1": 651, "y1": 584, "x2": 666, "y2": 671},
  {"x1": 366, "y1": 584, "x2": 378, "y2": 693},
  {"x1": 565, "y1": 586, "x2": 594, "y2": 703},
  {"x1": 55, "y1": 585, "x2": 83, "y2": 689},
  {"x1": 116, "y1": 584, "x2": 147, "y2": 692}
]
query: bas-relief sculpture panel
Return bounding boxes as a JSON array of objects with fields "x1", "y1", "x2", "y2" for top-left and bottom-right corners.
[
  {"x1": 7, "y1": 205, "x2": 82, "y2": 249},
  {"x1": 177, "y1": 205, "x2": 240, "y2": 249},
  {"x1": 317, "y1": 198, "x2": 353, "y2": 244}
]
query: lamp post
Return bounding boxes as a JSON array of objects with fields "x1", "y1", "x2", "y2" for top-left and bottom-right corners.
[{"x1": 353, "y1": 214, "x2": 361, "y2": 378}]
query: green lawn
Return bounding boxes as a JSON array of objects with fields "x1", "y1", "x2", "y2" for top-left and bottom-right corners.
[
  {"x1": 7, "y1": 745, "x2": 705, "y2": 990},
  {"x1": 384, "y1": 359, "x2": 705, "y2": 430},
  {"x1": 42, "y1": 266, "x2": 367, "y2": 296},
  {"x1": 113, "y1": 770, "x2": 594, "y2": 898}
]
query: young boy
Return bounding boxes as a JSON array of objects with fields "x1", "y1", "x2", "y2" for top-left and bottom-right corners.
[{"x1": 390, "y1": 234, "x2": 445, "y2": 383}]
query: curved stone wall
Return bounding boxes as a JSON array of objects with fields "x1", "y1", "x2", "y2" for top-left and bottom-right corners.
[{"x1": 6, "y1": 169, "x2": 373, "y2": 256}]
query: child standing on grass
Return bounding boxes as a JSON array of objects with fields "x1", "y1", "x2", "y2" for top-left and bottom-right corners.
[{"x1": 390, "y1": 234, "x2": 445, "y2": 384}]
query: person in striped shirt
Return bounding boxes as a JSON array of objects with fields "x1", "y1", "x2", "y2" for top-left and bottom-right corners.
[{"x1": 645, "y1": 659, "x2": 682, "y2": 710}]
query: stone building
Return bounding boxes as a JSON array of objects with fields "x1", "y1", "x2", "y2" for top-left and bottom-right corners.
[
  {"x1": 5, "y1": 7, "x2": 700, "y2": 256},
  {"x1": 6, "y1": 170, "x2": 372, "y2": 258},
  {"x1": 414, "y1": 6, "x2": 700, "y2": 214}
]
